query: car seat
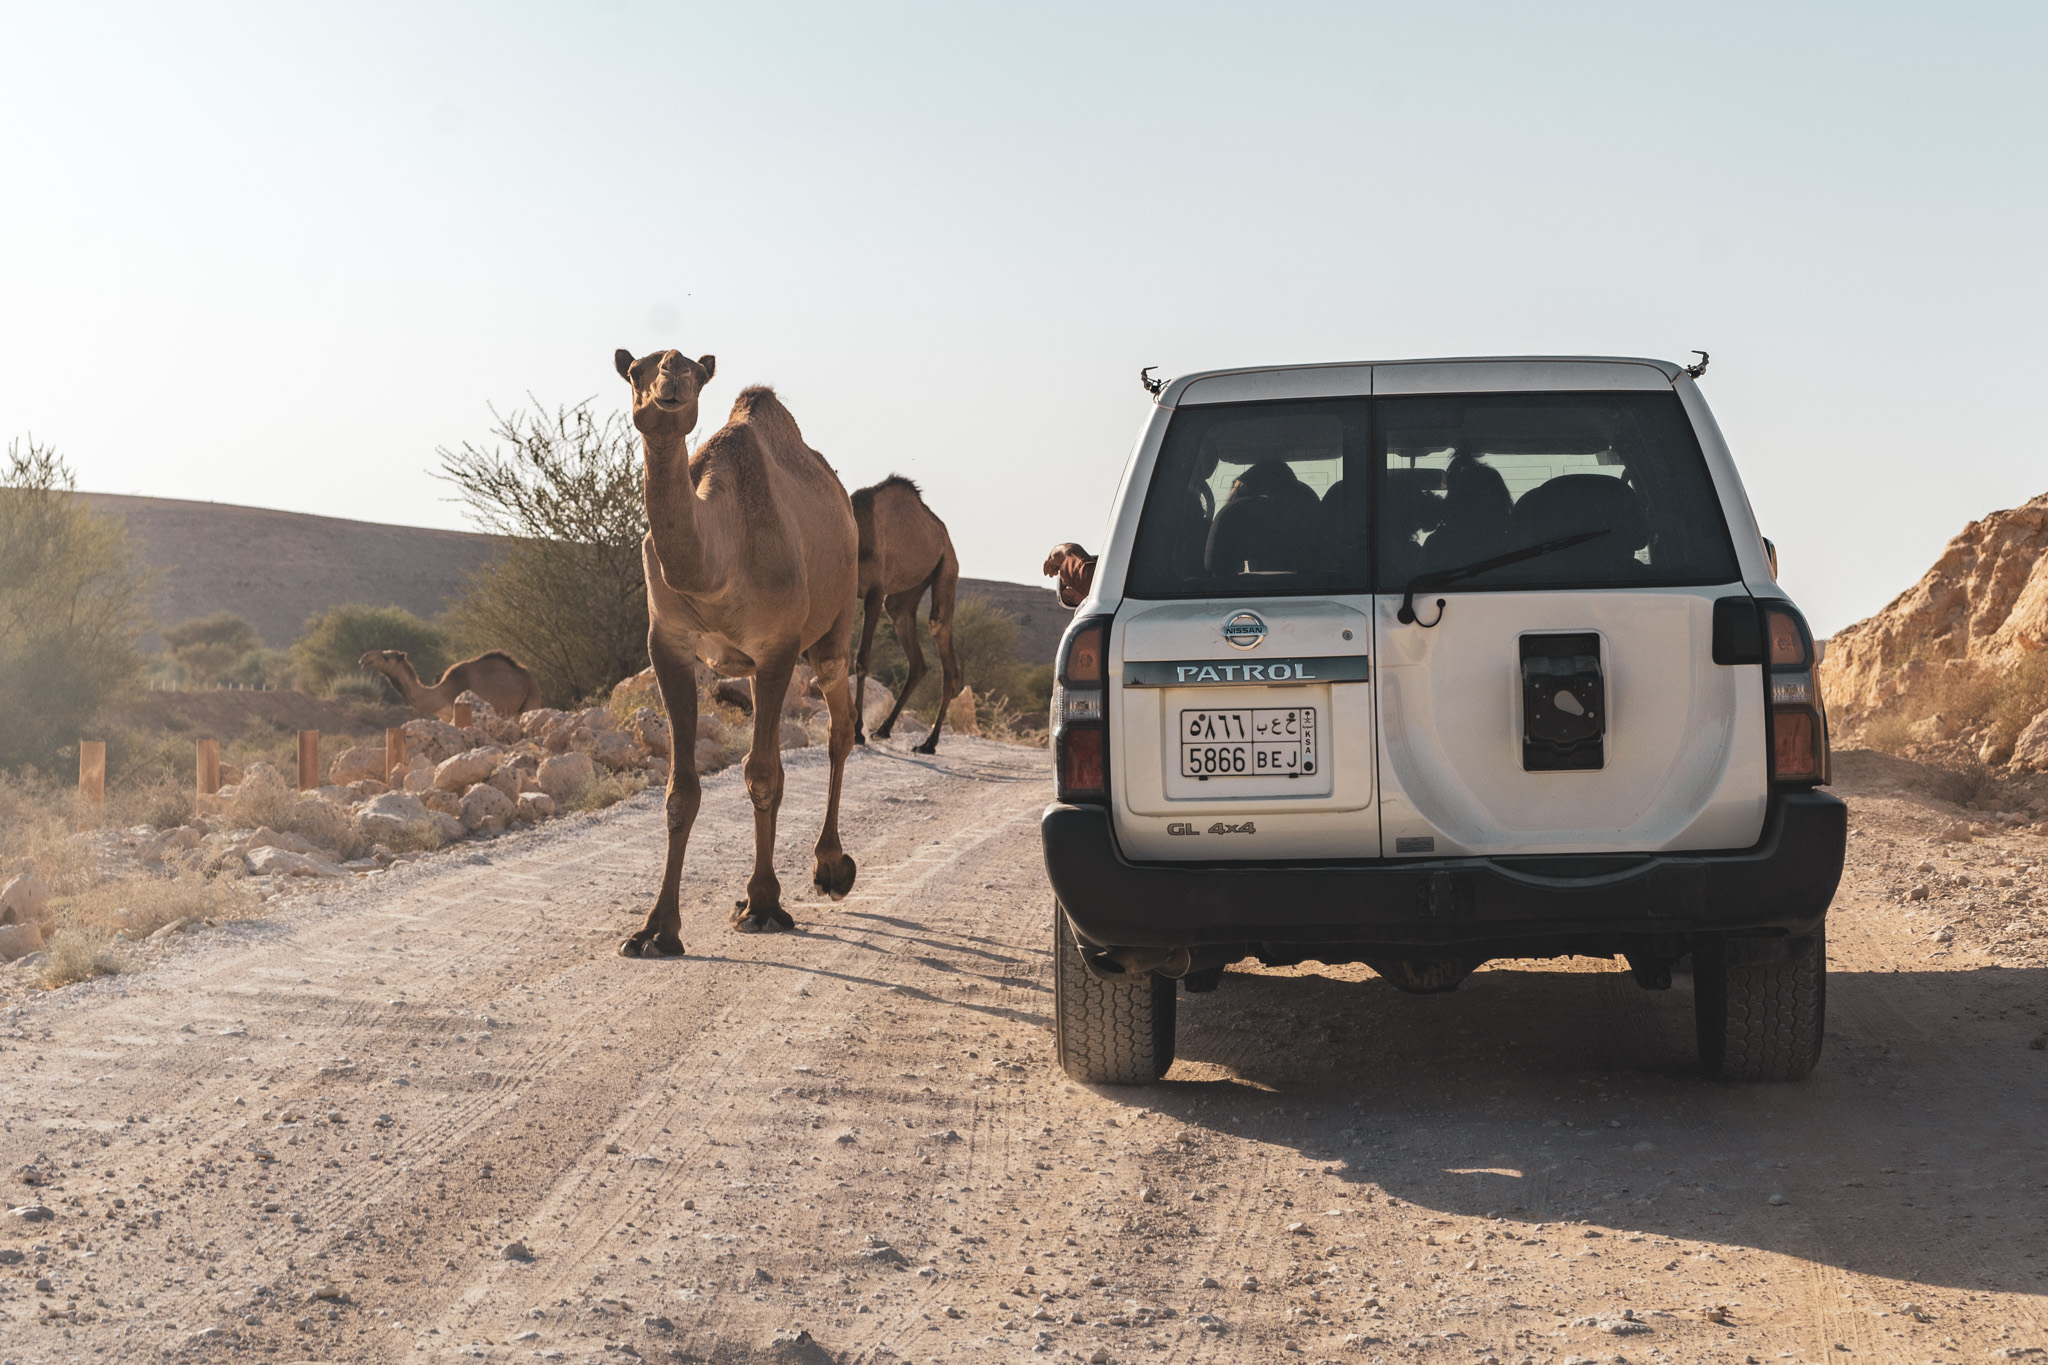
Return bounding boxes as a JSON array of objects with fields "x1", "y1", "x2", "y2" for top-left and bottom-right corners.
[
  {"x1": 1415, "y1": 454, "x2": 1512, "y2": 577},
  {"x1": 1508, "y1": 474, "x2": 1649, "y2": 580},
  {"x1": 1205, "y1": 461, "x2": 1325, "y2": 577}
]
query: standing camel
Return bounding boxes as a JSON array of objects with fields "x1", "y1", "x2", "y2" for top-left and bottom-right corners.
[
  {"x1": 851, "y1": 476, "x2": 961, "y2": 754},
  {"x1": 358, "y1": 649, "x2": 542, "y2": 717},
  {"x1": 613, "y1": 347, "x2": 860, "y2": 949}
]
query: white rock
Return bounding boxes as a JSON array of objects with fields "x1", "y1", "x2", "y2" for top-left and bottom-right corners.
[
  {"x1": 633, "y1": 711, "x2": 672, "y2": 758},
  {"x1": 516, "y1": 791, "x2": 556, "y2": 822},
  {"x1": 591, "y1": 730, "x2": 641, "y2": 771},
  {"x1": 536, "y1": 751, "x2": 596, "y2": 801},
  {"x1": 0, "y1": 864, "x2": 52, "y2": 926},
  {"x1": 246, "y1": 846, "x2": 344, "y2": 879},
  {"x1": 248, "y1": 826, "x2": 318, "y2": 855},
  {"x1": 2011, "y1": 710, "x2": 2048, "y2": 771},
  {"x1": 434, "y1": 747, "x2": 504, "y2": 792},
  {"x1": 402, "y1": 766, "x2": 436, "y2": 794},
  {"x1": 0, "y1": 921, "x2": 47, "y2": 962},
  {"x1": 327, "y1": 745, "x2": 386, "y2": 785},
  {"x1": 461, "y1": 782, "x2": 516, "y2": 834},
  {"x1": 484, "y1": 766, "x2": 522, "y2": 801},
  {"x1": 357, "y1": 791, "x2": 430, "y2": 840}
]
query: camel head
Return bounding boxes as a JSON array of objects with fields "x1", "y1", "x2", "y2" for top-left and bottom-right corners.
[
  {"x1": 358, "y1": 649, "x2": 416, "y2": 680},
  {"x1": 616, "y1": 348, "x2": 716, "y2": 442}
]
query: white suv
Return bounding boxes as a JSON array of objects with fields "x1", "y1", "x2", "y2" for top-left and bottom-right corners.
[{"x1": 1042, "y1": 356, "x2": 1841, "y2": 1085}]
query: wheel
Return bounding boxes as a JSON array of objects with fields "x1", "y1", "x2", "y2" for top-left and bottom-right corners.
[
  {"x1": 1052, "y1": 902, "x2": 1175, "y2": 1084},
  {"x1": 1693, "y1": 928, "x2": 1826, "y2": 1081}
]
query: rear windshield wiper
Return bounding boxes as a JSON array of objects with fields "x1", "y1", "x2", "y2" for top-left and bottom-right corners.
[{"x1": 1397, "y1": 528, "x2": 1609, "y2": 626}]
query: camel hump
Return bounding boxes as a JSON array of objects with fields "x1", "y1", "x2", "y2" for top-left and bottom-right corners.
[
  {"x1": 852, "y1": 474, "x2": 923, "y2": 510},
  {"x1": 467, "y1": 650, "x2": 528, "y2": 669}
]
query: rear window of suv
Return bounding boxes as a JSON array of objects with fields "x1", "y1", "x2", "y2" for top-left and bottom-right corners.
[{"x1": 1123, "y1": 391, "x2": 1739, "y2": 597}]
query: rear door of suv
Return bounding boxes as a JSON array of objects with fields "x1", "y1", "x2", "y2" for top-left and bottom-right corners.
[
  {"x1": 1109, "y1": 381, "x2": 1381, "y2": 861},
  {"x1": 1369, "y1": 361, "x2": 1768, "y2": 857}
]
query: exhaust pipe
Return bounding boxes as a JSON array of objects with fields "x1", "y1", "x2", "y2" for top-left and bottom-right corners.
[{"x1": 1080, "y1": 944, "x2": 1236, "y2": 982}]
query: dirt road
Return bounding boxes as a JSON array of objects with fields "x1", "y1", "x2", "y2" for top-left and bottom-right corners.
[{"x1": 3, "y1": 738, "x2": 2044, "y2": 1364}]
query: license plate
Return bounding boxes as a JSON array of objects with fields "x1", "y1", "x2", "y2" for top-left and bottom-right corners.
[{"x1": 1180, "y1": 708, "x2": 1318, "y2": 779}]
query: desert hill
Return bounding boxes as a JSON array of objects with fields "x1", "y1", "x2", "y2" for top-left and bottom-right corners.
[
  {"x1": 1823, "y1": 490, "x2": 2048, "y2": 766},
  {"x1": 83, "y1": 492, "x2": 1069, "y2": 664}
]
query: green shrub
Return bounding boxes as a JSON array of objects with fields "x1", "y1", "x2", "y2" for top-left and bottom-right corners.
[
  {"x1": 438, "y1": 399, "x2": 650, "y2": 706},
  {"x1": 292, "y1": 604, "x2": 448, "y2": 697},
  {"x1": 865, "y1": 595, "x2": 1050, "y2": 720},
  {"x1": 160, "y1": 612, "x2": 261, "y2": 686},
  {"x1": 0, "y1": 439, "x2": 148, "y2": 774}
]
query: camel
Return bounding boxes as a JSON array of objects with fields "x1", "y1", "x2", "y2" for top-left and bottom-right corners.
[
  {"x1": 1042, "y1": 542, "x2": 1097, "y2": 607},
  {"x1": 612, "y1": 347, "x2": 860, "y2": 949},
  {"x1": 358, "y1": 649, "x2": 542, "y2": 717},
  {"x1": 850, "y1": 476, "x2": 962, "y2": 753}
]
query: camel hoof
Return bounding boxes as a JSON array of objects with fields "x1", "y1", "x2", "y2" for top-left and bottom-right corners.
[
  {"x1": 619, "y1": 932, "x2": 687, "y2": 958},
  {"x1": 873, "y1": 723, "x2": 894, "y2": 740},
  {"x1": 913, "y1": 737, "x2": 939, "y2": 755},
  {"x1": 813, "y1": 853, "x2": 857, "y2": 902},
  {"x1": 732, "y1": 910, "x2": 791, "y2": 934}
]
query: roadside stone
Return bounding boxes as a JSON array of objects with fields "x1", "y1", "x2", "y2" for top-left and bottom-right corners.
[
  {"x1": 402, "y1": 767, "x2": 436, "y2": 794},
  {"x1": 2009, "y1": 710, "x2": 2048, "y2": 771},
  {"x1": 356, "y1": 791, "x2": 430, "y2": 840},
  {"x1": 246, "y1": 847, "x2": 344, "y2": 879},
  {"x1": 8, "y1": 1204, "x2": 55, "y2": 1223},
  {"x1": 0, "y1": 862, "x2": 52, "y2": 926},
  {"x1": 461, "y1": 783, "x2": 517, "y2": 834},
  {"x1": 0, "y1": 920, "x2": 47, "y2": 962},
  {"x1": 485, "y1": 766, "x2": 522, "y2": 802},
  {"x1": 501, "y1": 1241, "x2": 532, "y2": 1261},
  {"x1": 633, "y1": 712, "x2": 672, "y2": 758},
  {"x1": 537, "y1": 751, "x2": 597, "y2": 801},
  {"x1": 434, "y1": 747, "x2": 504, "y2": 792},
  {"x1": 328, "y1": 745, "x2": 385, "y2": 785},
  {"x1": 591, "y1": 730, "x2": 641, "y2": 771},
  {"x1": 516, "y1": 791, "x2": 556, "y2": 822},
  {"x1": 248, "y1": 826, "x2": 317, "y2": 855}
]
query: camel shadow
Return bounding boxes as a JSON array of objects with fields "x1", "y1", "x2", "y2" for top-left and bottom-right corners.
[{"x1": 1116, "y1": 960, "x2": 2048, "y2": 1295}]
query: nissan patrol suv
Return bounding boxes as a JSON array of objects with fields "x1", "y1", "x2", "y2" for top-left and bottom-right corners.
[{"x1": 1042, "y1": 356, "x2": 1842, "y2": 1085}]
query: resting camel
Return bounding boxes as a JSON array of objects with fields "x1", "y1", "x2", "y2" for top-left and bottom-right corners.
[
  {"x1": 851, "y1": 476, "x2": 961, "y2": 753},
  {"x1": 1042, "y1": 542, "x2": 1097, "y2": 608},
  {"x1": 358, "y1": 649, "x2": 542, "y2": 717},
  {"x1": 613, "y1": 347, "x2": 859, "y2": 948}
]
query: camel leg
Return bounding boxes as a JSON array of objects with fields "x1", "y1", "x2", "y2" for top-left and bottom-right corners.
[
  {"x1": 808, "y1": 623, "x2": 859, "y2": 902},
  {"x1": 852, "y1": 588, "x2": 884, "y2": 746},
  {"x1": 870, "y1": 588, "x2": 927, "y2": 741},
  {"x1": 621, "y1": 634, "x2": 700, "y2": 958},
  {"x1": 914, "y1": 557, "x2": 963, "y2": 756},
  {"x1": 732, "y1": 649, "x2": 798, "y2": 934}
]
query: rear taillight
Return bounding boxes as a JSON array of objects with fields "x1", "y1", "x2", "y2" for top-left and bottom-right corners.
[
  {"x1": 1760, "y1": 601, "x2": 1829, "y2": 786},
  {"x1": 1053, "y1": 616, "x2": 1110, "y2": 802}
]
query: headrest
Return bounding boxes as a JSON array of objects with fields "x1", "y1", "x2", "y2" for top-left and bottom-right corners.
[{"x1": 1512, "y1": 474, "x2": 1648, "y2": 553}]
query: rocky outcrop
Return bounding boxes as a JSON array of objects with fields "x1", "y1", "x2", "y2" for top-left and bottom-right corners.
[{"x1": 1824, "y1": 492, "x2": 2048, "y2": 741}]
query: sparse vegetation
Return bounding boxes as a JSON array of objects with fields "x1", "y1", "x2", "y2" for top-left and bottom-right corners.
[
  {"x1": 865, "y1": 594, "x2": 1055, "y2": 739},
  {"x1": 0, "y1": 438, "x2": 150, "y2": 775},
  {"x1": 292, "y1": 604, "x2": 449, "y2": 698},
  {"x1": 563, "y1": 769, "x2": 650, "y2": 813},
  {"x1": 438, "y1": 399, "x2": 650, "y2": 706},
  {"x1": 157, "y1": 612, "x2": 263, "y2": 687},
  {"x1": 1857, "y1": 651, "x2": 2048, "y2": 763}
]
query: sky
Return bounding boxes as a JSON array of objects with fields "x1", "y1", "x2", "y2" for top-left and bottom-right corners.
[{"x1": 3, "y1": 2, "x2": 2043, "y2": 635}]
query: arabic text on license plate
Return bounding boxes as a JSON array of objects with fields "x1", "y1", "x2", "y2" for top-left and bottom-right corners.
[{"x1": 1180, "y1": 707, "x2": 1317, "y2": 778}]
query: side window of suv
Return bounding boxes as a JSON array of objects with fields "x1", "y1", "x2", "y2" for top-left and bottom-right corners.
[
  {"x1": 1125, "y1": 400, "x2": 1371, "y2": 597},
  {"x1": 1378, "y1": 392, "x2": 1740, "y2": 590}
]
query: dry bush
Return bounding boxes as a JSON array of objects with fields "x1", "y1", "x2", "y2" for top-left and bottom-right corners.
[
  {"x1": 221, "y1": 784, "x2": 367, "y2": 858},
  {"x1": 564, "y1": 770, "x2": 648, "y2": 813},
  {"x1": 40, "y1": 928, "x2": 120, "y2": 989},
  {"x1": 59, "y1": 869, "x2": 252, "y2": 942},
  {"x1": 1862, "y1": 652, "x2": 2048, "y2": 761},
  {"x1": 379, "y1": 817, "x2": 446, "y2": 855}
]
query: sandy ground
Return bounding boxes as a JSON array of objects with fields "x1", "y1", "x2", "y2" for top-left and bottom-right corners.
[{"x1": 2, "y1": 738, "x2": 2044, "y2": 1365}]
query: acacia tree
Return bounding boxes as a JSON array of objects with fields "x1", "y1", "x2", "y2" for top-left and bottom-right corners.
[
  {"x1": 0, "y1": 439, "x2": 148, "y2": 773},
  {"x1": 436, "y1": 399, "x2": 649, "y2": 706}
]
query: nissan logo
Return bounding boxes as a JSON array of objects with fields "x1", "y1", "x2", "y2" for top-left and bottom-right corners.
[{"x1": 1221, "y1": 611, "x2": 1267, "y2": 650}]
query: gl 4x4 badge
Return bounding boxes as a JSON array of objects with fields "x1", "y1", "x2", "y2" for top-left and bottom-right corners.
[{"x1": 1221, "y1": 611, "x2": 1267, "y2": 650}]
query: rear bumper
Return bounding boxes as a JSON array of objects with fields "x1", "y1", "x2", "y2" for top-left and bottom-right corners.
[{"x1": 1042, "y1": 791, "x2": 1845, "y2": 950}]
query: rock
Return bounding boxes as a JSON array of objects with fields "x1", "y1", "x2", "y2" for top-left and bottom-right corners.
[
  {"x1": 422, "y1": 788, "x2": 463, "y2": 818},
  {"x1": 591, "y1": 730, "x2": 641, "y2": 771},
  {"x1": 1908, "y1": 883, "x2": 1930, "y2": 901},
  {"x1": 356, "y1": 791, "x2": 430, "y2": 840},
  {"x1": 693, "y1": 736, "x2": 728, "y2": 772},
  {"x1": 859, "y1": 682, "x2": 896, "y2": 732},
  {"x1": 240, "y1": 761, "x2": 287, "y2": 792},
  {"x1": 246, "y1": 847, "x2": 344, "y2": 879},
  {"x1": 948, "y1": 685, "x2": 981, "y2": 738},
  {"x1": 7, "y1": 1204, "x2": 55, "y2": 1224},
  {"x1": 249, "y1": 826, "x2": 318, "y2": 855},
  {"x1": 304, "y1": 1283, "x2": 348, "y2": 1302},
  {"x1": 1198, "y1": 1276, "x2": 1220, "y2": 1289},
  {"x1": 516, "y1": 792, "x2": 556, "y2": 822},
  {"x1": 2012, "y1": 711, "x2": 2048, "y2": 772},
  {"x1": 0, "y1": 864, "x2": 52, "y2": 926},
  {"x1": 633, "y1": 711, "x2": 672, "y2": 758},
  {"x1": 0, "y1": 921, "x2": 46, "y2": 962},
  {"x1": 537, "y1": 751, "x2": 596, "y2": 801},
  {"x1": 147, "y1": 917, "x2": 191, "y2": 942},
  {"x1": 858, "y1": 1238, "x2": 907, "y2": 1265},
  {"x1": 401, "y1": 717, "x2": 469, "y2": 763},
  {"x1": 434, "y1": 747, "x2": 504, "y2": 792},
  {"x1": 328, "y1": 745, "x2": 386, "y2": 785},
  {"x1": 572, "y1": 705, "x2": 616, "y2": 733},
  {"x1": 217, "y1": 762, "x2": 244, "y2": 785},
  {"x1": 1939, "y1": 822, "x2": 1975, "y2": 844},
  {"x1": 485, "y1": 766, "x2": 522, "y2": 801},
  {"x1": 646, "y1": 757, "x2": 671, "y2": 785},
  {"x1": 461, "y1": 783, "x2": 517, "y2": 834},
  {"x1": 612, "y1": 667, "x2": 662, "y2": 709},
  {"x1": 1767, "y1": 1193, "x2": 1788, "y2": 1206},
  {"x1": 501, "y1": 1240, "x2": 532, "y2": 1261},
  {"x1": 401, "y1": 766, "x2": 436, "y2": 794},
  {"x1": 434, "y1": 813, "x2": 466, "y2": 843}
]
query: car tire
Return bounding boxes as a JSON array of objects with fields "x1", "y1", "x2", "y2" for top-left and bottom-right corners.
[
  {"x1": 1052, "y1": 902, "x2": 1175, "y2": 1085},
  {"x1": 1693, "y1": 927, "x2": 1826, "y2": 1081}
]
